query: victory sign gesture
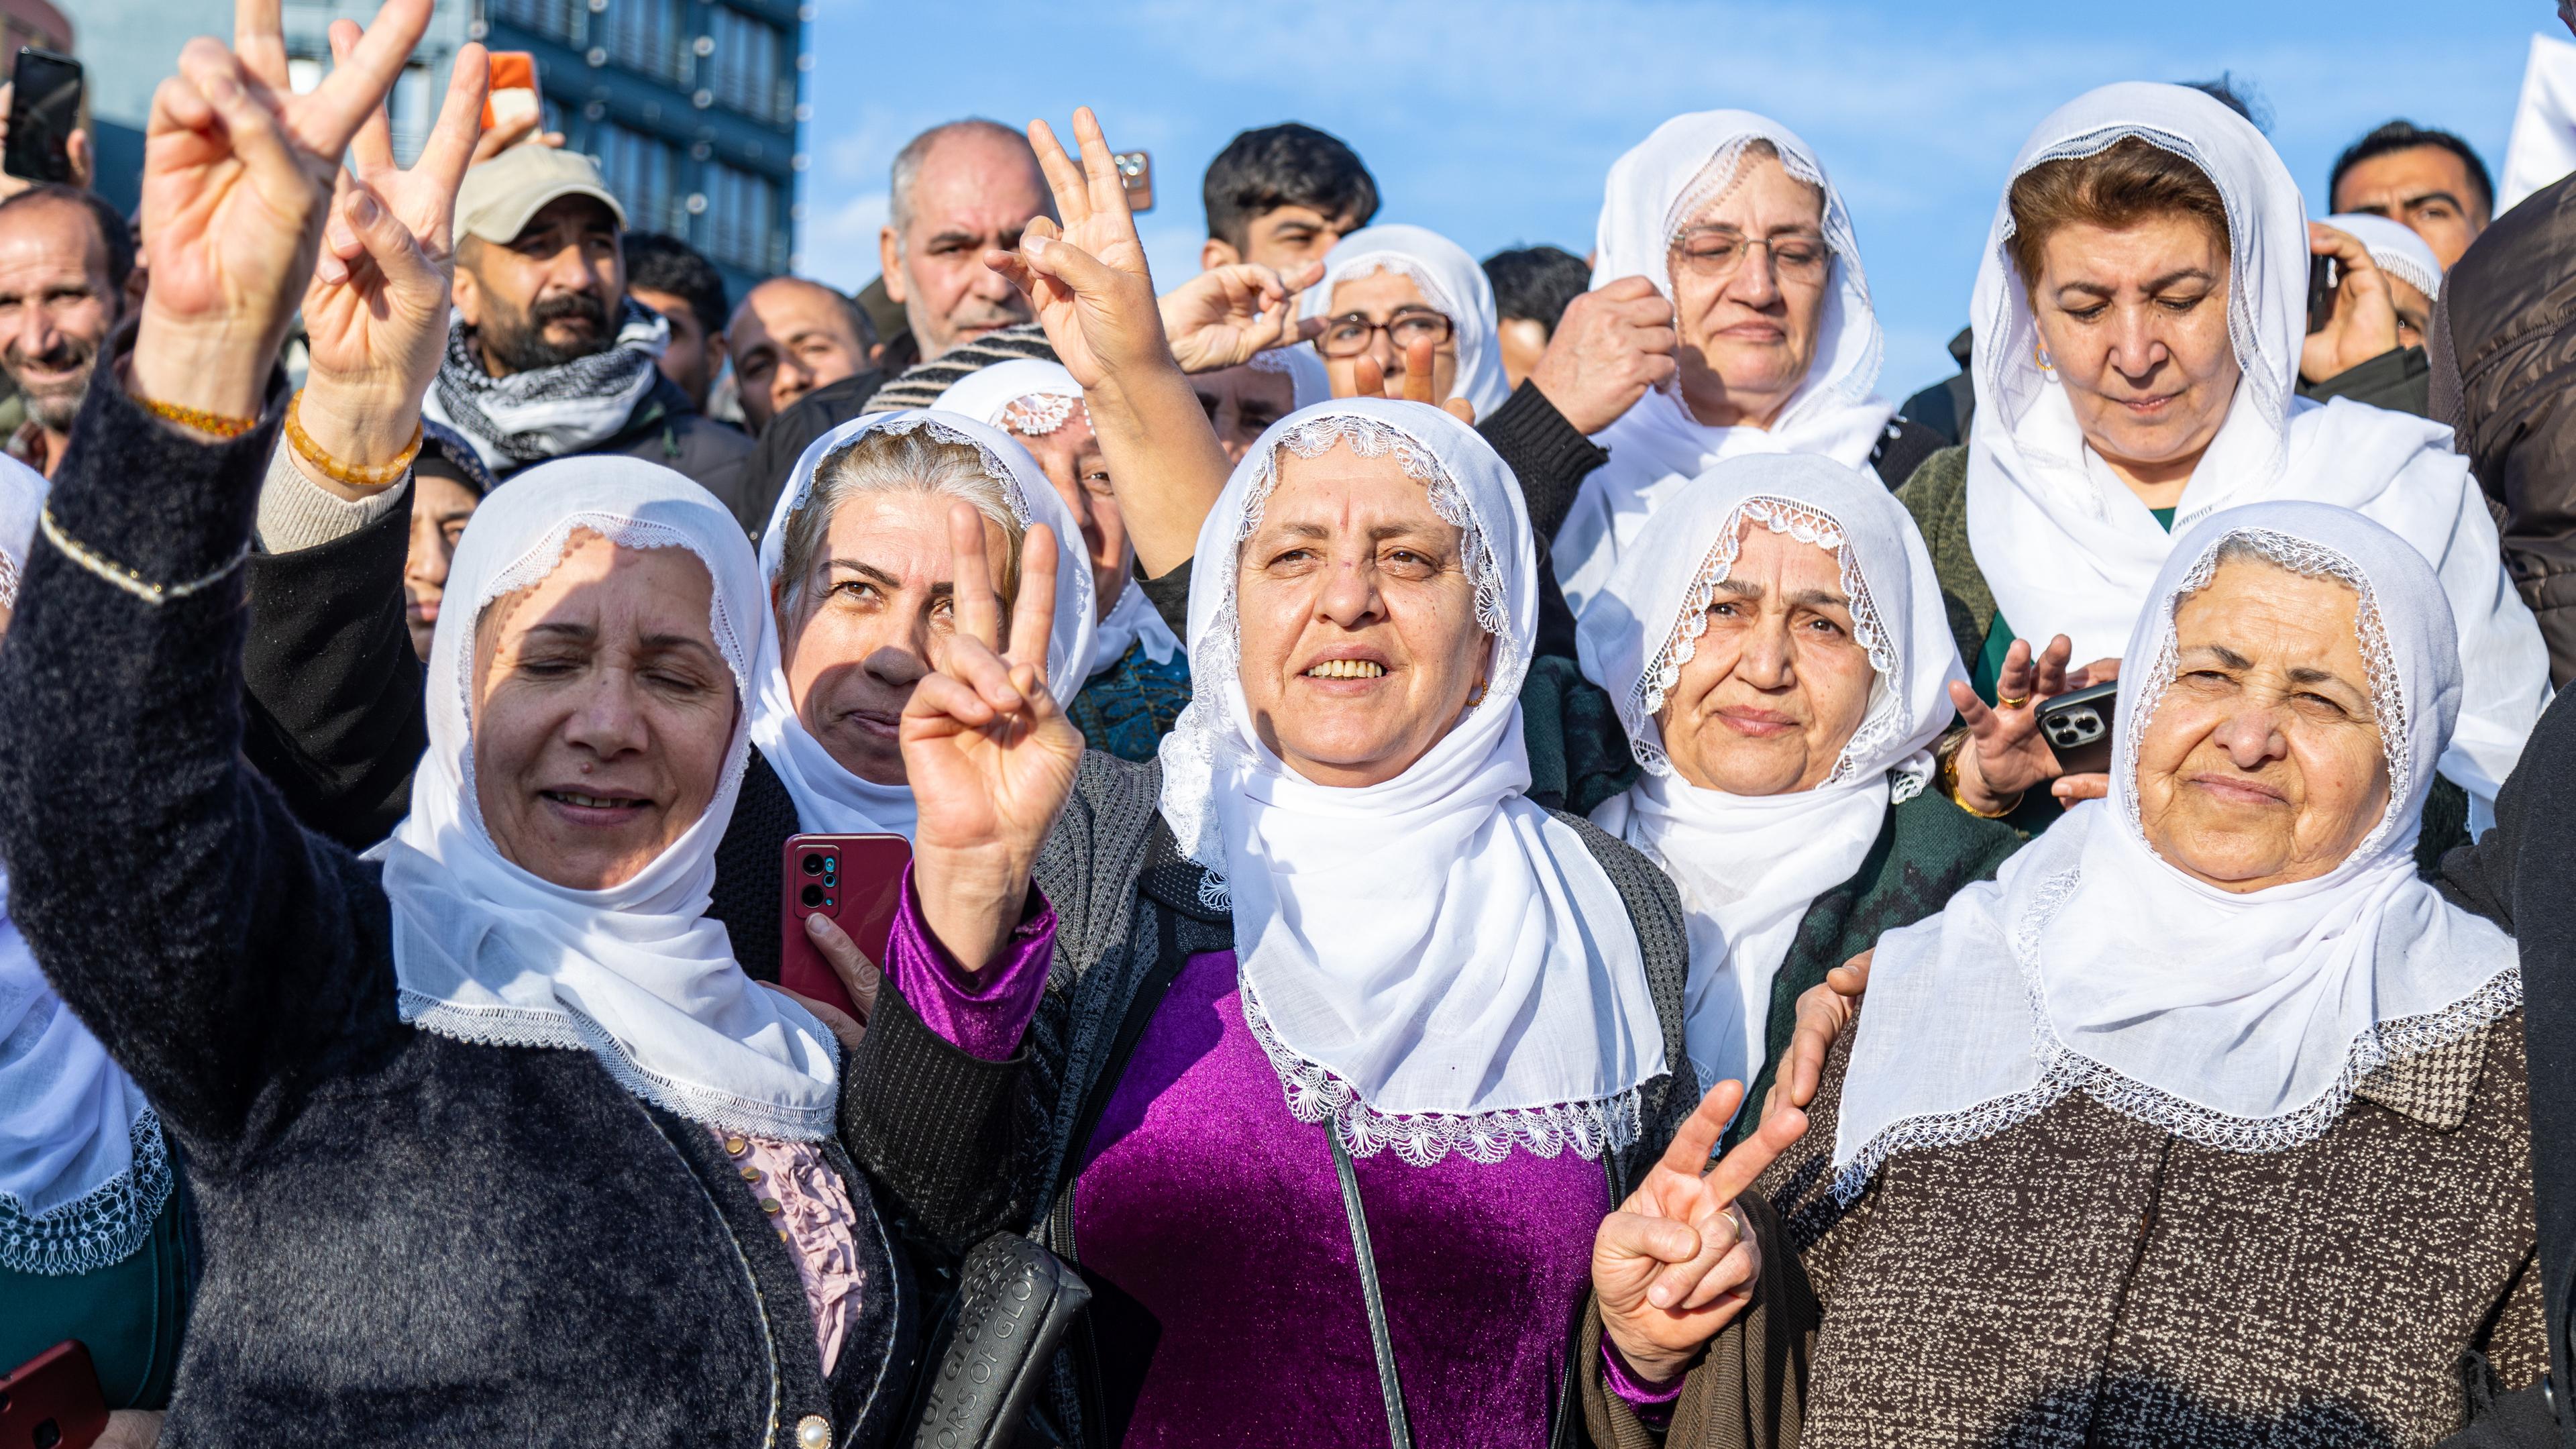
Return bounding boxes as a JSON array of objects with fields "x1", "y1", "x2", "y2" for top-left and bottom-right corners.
[
  {"x1": 131, "y1": 0, "x2": 437, "y2": 429},
  {"x1": 901, "y1": 504, "x2": 1086, "y2": 974}
]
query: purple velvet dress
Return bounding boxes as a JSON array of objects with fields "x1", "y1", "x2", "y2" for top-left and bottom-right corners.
[{"x1": 888, "y1": 894, "x2": 1615, "y2": 1449}]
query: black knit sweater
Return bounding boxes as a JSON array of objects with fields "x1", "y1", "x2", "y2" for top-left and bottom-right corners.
[{"x1": 0, "y1": 372, "x2": 1030, "y2": 1446}]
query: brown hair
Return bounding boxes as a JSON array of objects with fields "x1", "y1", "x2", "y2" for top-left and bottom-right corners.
[
  {"x1": 775, "y1": 427, "x2": 1026, "y2": 623},
  {"x1": 2004, "y1": 136, "x2": 2230, "y2": 286}
]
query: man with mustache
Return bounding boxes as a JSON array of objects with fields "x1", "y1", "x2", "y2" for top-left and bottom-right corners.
[
  {"x1": 0, "y1": 184, "x2": 134, "y2": 478},
  {"x1": 421, "y1": 144, "x2": 750, "y2": 510}
]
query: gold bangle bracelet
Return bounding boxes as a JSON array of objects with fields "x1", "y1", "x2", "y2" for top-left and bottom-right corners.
[
  {"x1": 284, "y1": 390, "x2": 423, "y2": 488},
  {"x1": 1940, "y1": 743, "x2": 2019, "y2": 820}
]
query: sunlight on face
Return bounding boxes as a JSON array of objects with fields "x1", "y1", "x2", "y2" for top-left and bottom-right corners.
[
  {"x1": 775, "y1": 492, "x2": 1013, "y2": 786},
  {"x1": 1666, "y1": 152, "x2": 1831, "y2": 430},
  {"x1": 1233, "y1": 441, "x2": 1488, "y2": 788},
  {"x1": 1326, "y1": 270, "x2": 1461, "y2": 407},
  {"x1": 470, "y1": 531, "x2": 737, "y2": 890},
  {"x1": 2134, "y1": 555, "x2": 2390, "y2": 892},
  {"x1": 2028, "y1": 215, "x2": 2241, "y2": 489},
  {"x1": 1654, "y1": 521, "x2": 1876, "y2": 796}
]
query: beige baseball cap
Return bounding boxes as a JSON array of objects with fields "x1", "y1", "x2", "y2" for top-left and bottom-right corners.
[{"x1": 454, "y1": 144, "x2": 627, "y2": 245}]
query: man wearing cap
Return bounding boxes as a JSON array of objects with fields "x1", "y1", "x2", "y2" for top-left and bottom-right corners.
[{"x1": 423, "y1": 143, "x2": 751, "y2": 511}]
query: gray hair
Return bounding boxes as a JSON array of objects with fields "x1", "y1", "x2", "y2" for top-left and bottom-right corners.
[
  {"x1": 775, "y1": 427, "x2": 1027, "y2": 621},
  {"x1": 888, "y1": 118, "x2": 1044, "y2": 252}
]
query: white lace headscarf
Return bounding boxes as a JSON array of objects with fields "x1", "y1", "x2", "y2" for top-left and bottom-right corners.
[
  {"x1": 929, "y1": 362, "x2": 1177, "y2": 677},
  {"x1": 752, "y1": 410, "x2": 1097, "y2": 837},
  {"x1": 1556, "y1": 111, "x2": 1898, "y2": 623},
  {"x1": 377, "y1": 458, "x2": 843, "y2": 1140},
  {"x1": 2319, "y1": 211, "x2": 2444, "y2": 303},
  {"x1": 0, "y1": 453, "x2": 173, "y2": 1277},
  {"x1": 1299, "y1": 225, "x2": 1511, "y2": 420},
  {"x1": 1579, "y1": 453, "x2": 1963, "y2": 1093},
  {"x1": 1157, "y1": 398, "x2": 1669, "y2": 1165},
  {"x1": 1962, "y1": 82, "x2": 2543, "y2": 822},
  {"x1": 1834, "y1": 501, "x2": 2520, "y2": 1201}
]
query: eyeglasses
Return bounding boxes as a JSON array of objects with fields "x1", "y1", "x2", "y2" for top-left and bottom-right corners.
[
  {"x1": 1668, "y1": 227, "x2": 1832, "y2": 282},
  {"x1": 1315, "y1": 308, "x2": 1456, "y2": 358}
]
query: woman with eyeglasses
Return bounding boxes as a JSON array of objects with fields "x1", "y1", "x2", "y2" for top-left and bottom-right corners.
[
  {"x1": 1555, "y1": 112, "x2": 1937, "y2": 625},
  {"x1": 1299, "y1": 223, "x2": 1512, "y2": 420}
]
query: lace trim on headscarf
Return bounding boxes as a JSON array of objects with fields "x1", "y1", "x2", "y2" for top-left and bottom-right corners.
[
  {"x1": 400, "y1": 988, "x2": 842, "y2": 1140},
  {"x1": 0, "y1": 550, "x2": 19, "y2": 610},
  {"x1": 1828, "y1": 861, "x2": 2520, "y2": 1204},
  {"x1": 1168, "y1": 413, "x2": 1515, "y2": 910},
  {"x1": 0, "y1": 1108, "x2": 172, "y2": 1276},
  {"x1": 1239, "y1": 974, "x2": 1643, "y2": 1165},
  {"x1": 1626, "y1": 495, "x2": 1921, "y2": 794},
  {"x1": 1002, "y1": 392, "x2": 1083, "y2": 437}
]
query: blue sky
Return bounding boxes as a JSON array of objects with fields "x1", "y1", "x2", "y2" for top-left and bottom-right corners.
[{"x1": 797, "y1": 0, "x2": 2553, "y2": 400}]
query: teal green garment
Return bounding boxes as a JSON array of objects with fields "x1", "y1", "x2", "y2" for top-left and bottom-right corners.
[
  {"x1": 1969, "y1": 506, "x2": 2178, "y2": 703},
  {"x1": 0, "y1": 1179, "x2": 195, "y2": 1409},
  {"x1": 1065, "y1": 639, "x2": 1193, "y2": 763}
]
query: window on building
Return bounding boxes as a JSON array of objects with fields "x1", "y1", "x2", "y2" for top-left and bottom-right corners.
[
  {"x1": 490, "y1": 0, "x2": 584, "y2": 45},
  {"x1": 705, "y1": 6, "x2": 786, "y2": 123},
  {"x1": 600, "y1": 0, "x2": 686, "y2": 85},
  {"x1": 703, "y1": 160, "x2": 779, "y2": 273},
  {"x1": 594, "y1": 123, "x2": 687, "y2": 237}
]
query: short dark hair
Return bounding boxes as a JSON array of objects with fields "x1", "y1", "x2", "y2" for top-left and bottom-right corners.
[
  {"x1": 622, "y1": 231, "x2": 729, "y2": 337},
  {"x1": 2330, "y1": 120, "x2": 2495, "y2": 221},
  {"x1": 1201, "y1": 123, "x2": 1380, "y2": 251},
  {"x1": 0, "y1": 184, "x2": 136, "y2": 297},
  {"x1": 1482, "y1": 246, "x2": 1589, "y2": 335}
]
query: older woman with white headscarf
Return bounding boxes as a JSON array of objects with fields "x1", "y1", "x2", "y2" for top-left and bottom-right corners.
[
  {"x1": 0, "y1": 47, "x2": 1053, "y2": 1424},
  {"x1": 930, "y1": 358, "x2": 1191, "y2": 761},
  {"x1": 706, "y1": 406, "x2": 1094, "y2": 985},
  {"x1": 1555, "y1": 111, "x2": 1937, "y2": 623},
  {"x1": 1576, "y1": 452, "x2": 2019, "y2": 1116},
  {"x1": 1301, "y1": 223, "x2": 1513, "y2": 419},
  {"x1": 1587, "y1": 501, "x2": 2540, "y2": 1448},
  {"x1": 1911, "y1": 83, "x2": 2545, "y2": 837}
]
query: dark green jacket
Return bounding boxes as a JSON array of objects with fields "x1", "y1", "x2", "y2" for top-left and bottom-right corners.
[{"x1": 1731, "y1": 788, "x2": 2023, "y2": 1143}]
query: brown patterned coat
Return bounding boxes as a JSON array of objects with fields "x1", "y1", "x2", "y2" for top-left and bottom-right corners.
[{"x1": 1583, "y1": 1010, "x2": 2542, "y2": 1449}]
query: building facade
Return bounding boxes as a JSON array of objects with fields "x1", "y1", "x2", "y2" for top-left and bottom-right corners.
[
  {"x1": 477, "y1": 0, "x2": 806, "y2": 301},
  {"x1": 72, "y1": 0, "x2": 802, "y2": 305}
]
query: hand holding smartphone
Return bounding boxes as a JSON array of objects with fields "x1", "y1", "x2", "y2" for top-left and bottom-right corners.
[
  {"x1": 1, "y1": 1340, "x2": 109, "y2": 1449},
  {"x1": 780, "y1": 833, "x2": 908, "y2": 1021},
  {"x1": 2037, "y1": 680, "x2": 2120, "y2": 780}
]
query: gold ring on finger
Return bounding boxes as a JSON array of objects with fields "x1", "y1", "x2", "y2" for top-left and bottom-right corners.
[{"x1": 1995, "y1": 692, "x2": 2031, "y2": 710}]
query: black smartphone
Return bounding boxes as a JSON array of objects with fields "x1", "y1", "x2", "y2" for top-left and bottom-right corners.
[
  {"x1": 2037, "y1": 680, "x2": 2119, "y2": 778},
  {"x1": 2305, "y1": 253, "x2": 2339, "y2": 336},
  {"x1": 4, "y1": 48, "x2": 81, "y2": 186}
]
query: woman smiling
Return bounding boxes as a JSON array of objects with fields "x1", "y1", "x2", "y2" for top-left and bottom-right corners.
[{"x1": 1590, "y1": 502, "x2": 2539, "y2": 1448}]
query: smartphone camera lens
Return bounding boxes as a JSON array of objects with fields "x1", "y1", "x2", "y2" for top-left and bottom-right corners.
[
  {"x1": 801, "y1": 852, "x2": 826, "y2": 876},
  {"x1": 800, "y1": 884, "x2": 825, "y2": 909}
]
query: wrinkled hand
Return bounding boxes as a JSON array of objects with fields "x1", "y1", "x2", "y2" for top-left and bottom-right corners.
[
  {"x1": 1529, "y1": 277, "x2": 1677, "y2": 434},
  {"x1": 132, "y1": 0, "x2": 436, "y2": 425},
  {"x1": 901, "y1": 504, "x2": 1085, "y2": 972},
  {"x1": 1946, "y1": 637, "x2": 2118, "y2": 811},
  {"x1": 760, "y1": 910, "x2": 885, "y2": 1051},
  {"x1": 294, "y1": 25, "x2": 487, "y2": 487},
  {"x1": 1765, "y1": 950, "x2": 1871, "y2": 1124},
  {"x1": 2300, "y1": 223, "x2": 2402, "y2": 385},
  {"x1": 0, "y1": 81, "x2": 97, "y2": 197},
  {"x1": 1326, "y1": 337, "x2": 1477, "y2": 424},
  {"x1": 1595, "y1": 1079, "x2": 1808, "y2": 1384},
  {"x1": 984, "y1": 107, "x2": 1168, "y2": 392},
  {"x1": 1161, "y1": 260, "x2": 1323, "y2": 374}
]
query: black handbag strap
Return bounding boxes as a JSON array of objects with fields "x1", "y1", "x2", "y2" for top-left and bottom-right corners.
[{"x1": 1330, "y1": 1125, "x2": 1413, "y2": 1449}]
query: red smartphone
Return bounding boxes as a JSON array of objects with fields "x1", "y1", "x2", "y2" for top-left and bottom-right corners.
[
  {"x1": 780, "y1": 833, "x2": 910, "y2": 1022},
  {"x1": 482, "y1": 51, "x2": 540, "y2": 134},
  {"x1": 0, "y1": 1341, "x2": 107, "y2": 1449}
]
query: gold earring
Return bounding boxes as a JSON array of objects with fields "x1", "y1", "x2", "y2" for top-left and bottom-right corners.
[
  {"x1": 1467, "y1": 678, "x2": 1489, "y2": 706},
  {"x1": 2032, "y1": 339, "x2": 2054, "y2": 372}
]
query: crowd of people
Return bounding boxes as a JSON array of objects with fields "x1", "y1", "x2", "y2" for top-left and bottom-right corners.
[{"x1": 7, "y1": 2, "x2": 2576, "y2": 1445}]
